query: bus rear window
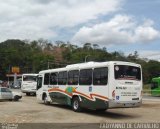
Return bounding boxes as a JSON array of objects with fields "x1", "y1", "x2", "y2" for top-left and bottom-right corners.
[
  {"x1": 23, "y1": 76, "x2": 37, "y2": 82},
  {"x1": 114, "y1": 65, "x2": 141, "y2": 80}
]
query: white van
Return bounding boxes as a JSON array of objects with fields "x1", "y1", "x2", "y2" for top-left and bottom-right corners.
[{"x1": 21, "y1": 74, "x2": 38, "y2": 96}]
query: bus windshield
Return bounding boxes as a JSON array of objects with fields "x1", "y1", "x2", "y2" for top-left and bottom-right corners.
[
  {"x1": 114, "y1": 65, "x2": 141, "y2": 80},
  {"x1": 23, "y1": 76, "x2": 37, "y2": 82}
]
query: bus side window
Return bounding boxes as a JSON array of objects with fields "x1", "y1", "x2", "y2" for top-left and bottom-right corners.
[
  {"x1": 44, "y1": 73, "x2": 50, "y2": 85},
  {"x1": 50, "y1": 72, "x2": 58, "y2": 85},
  {"x1": 68, "y1": 70, "x2": 79, "y2": 85},
  {"x1": 79, "y1": 69, "x2": 92, "y2": 85},
  {"x1": 93, "y1": 67, "x2": 108, "y2": 86},
  {"x1": 58, "y1": 71, "x2": 67, "y2": 85}
]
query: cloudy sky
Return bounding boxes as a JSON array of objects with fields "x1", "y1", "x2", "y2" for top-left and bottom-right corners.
[{"x1": 0, "y1": 0, "x2": 160, "y2": 61}]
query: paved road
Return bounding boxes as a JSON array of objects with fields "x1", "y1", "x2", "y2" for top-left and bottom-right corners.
[
  {"x1": 0, "y1": 93, "x2": 160, "y2": 124},
  {"x1": 143, "y1": 95, "x2": 160, "y2": 101},
  {"x1": 0, "y1": 89, "x2": 157, "y2": 129}
]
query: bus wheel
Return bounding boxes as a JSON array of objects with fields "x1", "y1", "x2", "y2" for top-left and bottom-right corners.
[
  {"x1": 72, "y1": 97, "x2": 81, "y2": 112},
  {"x1": 43, "y1": 94, "x2": 50, "y2": 105}
]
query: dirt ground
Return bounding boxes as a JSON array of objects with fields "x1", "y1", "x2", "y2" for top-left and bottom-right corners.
[{"x1": 0, "y1": 94, "x2": 160, "y2": 124}]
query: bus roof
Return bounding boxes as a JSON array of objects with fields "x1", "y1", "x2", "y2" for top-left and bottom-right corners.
[
  {"x1": 152, "y1": 77, "x2": 160, "y2": 81},
  {"x1": 39, "y1": 61, "x2": 141, "y2": 74},
  {"x1": 22, "y1": 73, "x2": 38, "y2": 76},
  {"x1": 66, "y1": 61, "x2": 140, "y2": 69}
]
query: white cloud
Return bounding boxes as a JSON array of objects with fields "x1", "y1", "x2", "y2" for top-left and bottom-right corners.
[
  {"x1": 71, "y1": 15, "x2": 160, "y2": 45},
  {"x1": 0, "y1": 0, "x2": 122, "y2": 41},
  {"x1": 139, "y1": 50, "x2": 160, "y2": 61}
]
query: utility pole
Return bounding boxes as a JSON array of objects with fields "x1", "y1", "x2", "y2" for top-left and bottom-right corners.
[{"x1": 47, "y1": 60, "x2": 50, "y2": 69}]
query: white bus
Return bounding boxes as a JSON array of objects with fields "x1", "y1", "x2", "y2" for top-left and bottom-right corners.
[
  {"x1": 21, "y1": 74, "x2": 38, "y2": 96},
  {"x1": 36, "y1": 61, "x2": 142, "y2": 112}
]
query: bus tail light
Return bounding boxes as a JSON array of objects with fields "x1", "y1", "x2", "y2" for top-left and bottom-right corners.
[{"x1": 112, "y1": 90, "x2": 115, "y2": 98}]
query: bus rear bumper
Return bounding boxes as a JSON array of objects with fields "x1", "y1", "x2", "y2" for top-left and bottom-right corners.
[
  {"x1": 21, "y1": 90, "x2": 36, "y2": 93},
  {"x1": 108, "y1": 100, "x2": 142, "y2": 108}
]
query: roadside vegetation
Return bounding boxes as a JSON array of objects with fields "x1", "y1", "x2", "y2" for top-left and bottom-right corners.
[
  {"x1": 0, "y1": 39, "x2": 160, "y2": 85},
  {"x1": 143, "y1": 84, "x2": 151, "y2": 95}
]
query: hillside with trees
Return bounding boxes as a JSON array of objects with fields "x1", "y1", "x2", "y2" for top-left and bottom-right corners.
[{"x1": 0, "y1": 39, "x2": 160, "y2": 84}]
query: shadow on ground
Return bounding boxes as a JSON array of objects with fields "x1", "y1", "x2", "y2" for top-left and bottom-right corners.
[{"x1": 39, "y1": 103, "x2": 140, "y2": 119}]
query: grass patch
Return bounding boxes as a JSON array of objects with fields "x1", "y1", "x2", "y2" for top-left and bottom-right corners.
[{"x1": 143, "y1": 84, "x2": 151, "y2": 95}]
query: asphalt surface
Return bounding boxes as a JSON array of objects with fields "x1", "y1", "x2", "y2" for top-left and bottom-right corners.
[
  {"x1": 143, "y1": 95, "x2": 160, "y2": 101},
  {"x1": 0, "y1": 89, "x2": 160, "y2": 129}
]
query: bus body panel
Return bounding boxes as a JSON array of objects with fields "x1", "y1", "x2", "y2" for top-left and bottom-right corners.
[
  {"x1": 36, "y1": 73, "x2": 52, "y2": 102},
  {"x1": 151, "y1": 77, "x2": 160, "y2": 96},
  {"x1": 36, "y1": 61, "x2": 142, "y2": 110},
  {"x1": 108, "y1": 63, "x2": 142, "y2": 108}
]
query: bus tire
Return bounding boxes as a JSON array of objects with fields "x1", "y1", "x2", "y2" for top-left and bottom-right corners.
[
  {"x1": 72, "y1": 97, "x2": 81, "y2": 112},
  {"x1": 43, "y1": 94, "x2": 50, "y2": 105}
]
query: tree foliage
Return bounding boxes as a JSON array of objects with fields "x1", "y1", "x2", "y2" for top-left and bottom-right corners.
[{"x1": 0, "y1": 39, "x2": 159, "y2": 84}]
